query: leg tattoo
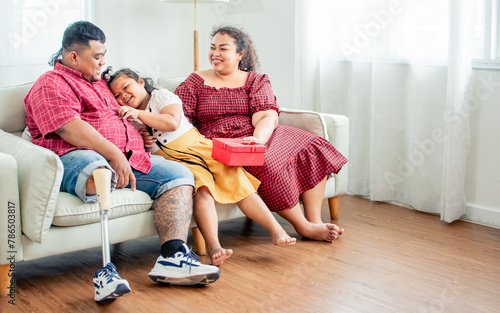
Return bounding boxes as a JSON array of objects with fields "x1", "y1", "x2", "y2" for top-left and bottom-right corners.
[{"x1": 154, "y1": 185, "x2": 194, "y2": 245}]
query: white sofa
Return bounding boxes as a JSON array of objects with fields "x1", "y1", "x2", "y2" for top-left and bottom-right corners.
[{"x1": 0, "y1": 78, "x2": 349, "y2": 297}]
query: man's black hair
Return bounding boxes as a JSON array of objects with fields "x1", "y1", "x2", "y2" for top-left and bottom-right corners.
[{"x1": 49, "y1": 21, "x2": 106, "y2": 66}]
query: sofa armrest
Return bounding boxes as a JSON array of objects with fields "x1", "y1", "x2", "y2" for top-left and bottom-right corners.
[
  {"x1": 0, "y1": 152, "x2": 23, "y2": 265},
  {"x1": 319, "y1": 113, "x2": 349, "y2": 158},
  {"x1": 0, "y1": 130, "x2": 63, "y2": 243},
  {"x1": 279, "y1": 108, "x2": 349, "y2": 195},
  {"x1": 322, "y1": 113, "x2": 349, "y2": 194}
]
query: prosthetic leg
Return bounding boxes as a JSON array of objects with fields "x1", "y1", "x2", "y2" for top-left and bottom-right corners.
[
  {"x1": 93, "y1": 168, "x2": 131, "y2": 303},
  {"x1": 94, "y1": 168, "x2": 113, "y2": 267}
]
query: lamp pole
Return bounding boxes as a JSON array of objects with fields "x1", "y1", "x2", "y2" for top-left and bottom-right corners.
[
  {"x1": 160, "y1": 0, "x2": 229, "y2": 72},
  {"x1": 194, "y1": 0, "x2": 198, "y2": 71}
]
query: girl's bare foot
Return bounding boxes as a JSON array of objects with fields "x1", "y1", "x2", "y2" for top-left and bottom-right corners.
[
  {"x1": 298, "y1": 222, "x2": 344, "y2": 243},
  {"x1": 210, "y1": 248, "x2": 233, "y2": 266},
  {"x1": 272, "y1": 231, "x2": 297, "y2": 247}
]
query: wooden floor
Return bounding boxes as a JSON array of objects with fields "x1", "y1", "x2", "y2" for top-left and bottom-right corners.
[{"x1": 2, "y1": 195, "x2": 500, "y2": 313}]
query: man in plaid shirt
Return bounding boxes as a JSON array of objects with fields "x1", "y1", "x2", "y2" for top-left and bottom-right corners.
[{"x1": 24, "y1": 21, "x2": 220, "y2": 303}]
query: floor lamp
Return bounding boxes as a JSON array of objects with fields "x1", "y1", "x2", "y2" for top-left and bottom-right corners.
[{"x1": 161, "y1": 0, "x2": 229, "y2": 71}]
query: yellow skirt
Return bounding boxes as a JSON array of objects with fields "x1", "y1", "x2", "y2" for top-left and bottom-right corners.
[{"x1": 154, "y1": 127, "x2": 260, "y2": 204}]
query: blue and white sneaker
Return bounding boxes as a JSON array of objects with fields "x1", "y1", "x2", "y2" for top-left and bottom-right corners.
[
  {"x1": 93, "y1": 262, "x2": 132, "y2": 303},
  {"x1": 148, "y1": 243, "x2": 220, "y2": 286}
]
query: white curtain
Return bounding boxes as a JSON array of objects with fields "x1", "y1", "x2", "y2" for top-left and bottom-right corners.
[
  {"x1": 0, "y1": 0, "x2": 95, "y2": 87},
  {"x1": 296, "y1": 0, "x2": 472, "y2": 222}
]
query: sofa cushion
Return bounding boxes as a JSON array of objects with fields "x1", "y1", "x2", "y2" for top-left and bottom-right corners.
[
  {"x1": 52, "y1": 189, "x2": 154, "y2": 226},
  {"x1": 278, "y1": 108, "x2": 329, "y2": 140},
  {"x1": 21, "y1": 126, "x2": 32, "y2": 142},
  {"x1": 156, "y1": 77, "x2": 185, "y2": 91},
  {"x1": 0, "y1": 83, "x2": 32, "y2": 134},
  {"x1": 0, "y1": 130, "x2": 63, "y2": 243}
]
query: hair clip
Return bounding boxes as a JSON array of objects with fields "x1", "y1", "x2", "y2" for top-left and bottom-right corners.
[{"x1": 102, "y1": 66, "x2": 113, "y2": 80}]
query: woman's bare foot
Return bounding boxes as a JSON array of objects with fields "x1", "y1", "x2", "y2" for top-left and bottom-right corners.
[
  {"x1": 298, "y1": 222, "x2": 344, "y2": 243},
  {"x1": 210, "y1": 247, "x2": 233, "y2": 266},
  {"x1": 272, "y1": 231, "x2": 297, "y2": 247}
]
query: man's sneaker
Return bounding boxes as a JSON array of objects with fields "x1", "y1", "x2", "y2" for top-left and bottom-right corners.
[
  {"x1": 94, "y1": 262, "x2": 132, "y2": 303},
  {"x1": 148, "y1": 243, "x2": 220, "y2": 286}
]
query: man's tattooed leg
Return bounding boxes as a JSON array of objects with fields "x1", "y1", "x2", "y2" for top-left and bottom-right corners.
[{"x1": 154, "y1": 185, "x2": 194, "y2": 245}]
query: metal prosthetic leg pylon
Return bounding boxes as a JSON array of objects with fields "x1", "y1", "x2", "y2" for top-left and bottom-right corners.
[{"x1": 93, "y1": 168, "x2": 112, "y2": 267}]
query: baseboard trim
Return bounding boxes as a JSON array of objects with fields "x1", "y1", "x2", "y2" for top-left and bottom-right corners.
[
  {"x1": 346, "y1": 193, "x2": 500, "y2": 230},
  {"x1": 463, "y1": 203, "x2": 500, "y2": 229}
]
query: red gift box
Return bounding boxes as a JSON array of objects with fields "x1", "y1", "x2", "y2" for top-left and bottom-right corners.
[{"x1": 212, "y1": 138, "x2": 266, "y2": 166}]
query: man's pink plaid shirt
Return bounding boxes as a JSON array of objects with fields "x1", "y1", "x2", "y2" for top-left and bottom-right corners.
[{"x1": 24, "y1": 61, "x2": 152, "y2": 173}]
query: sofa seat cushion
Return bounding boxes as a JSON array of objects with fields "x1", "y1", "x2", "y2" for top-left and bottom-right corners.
[{"x1": 52, "y1": 189, "x2": 154, "y2": 226}]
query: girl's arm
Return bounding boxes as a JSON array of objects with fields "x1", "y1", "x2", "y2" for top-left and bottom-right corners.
[
  {"x1": 243, "y1": 109, "x2": 278, "y2": 145},
  {"x1": 118, "y1": 103, "x2": 183, "y2": 132}
]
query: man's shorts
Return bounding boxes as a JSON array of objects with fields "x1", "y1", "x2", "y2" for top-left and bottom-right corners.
[{"x1": 59, "y1": 149, "x2": 195, "y2": 203}]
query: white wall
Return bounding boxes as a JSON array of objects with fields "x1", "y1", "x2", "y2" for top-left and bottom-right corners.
[
  {"x1": 97, "y1": 0, "x2": 295, "y2": 106},
  {"x1": 465, "y1": 70, "x2": 500, "y2": 228}
]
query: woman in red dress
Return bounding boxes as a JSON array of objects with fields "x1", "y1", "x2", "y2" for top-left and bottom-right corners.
[{"x1": 175, "y1": 26, "x2": 348, "y2": 242}]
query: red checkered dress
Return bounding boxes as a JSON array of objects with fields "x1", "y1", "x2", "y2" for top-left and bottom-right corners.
[{"x1": 176, "y1": 72, "x2": 348, "y2": 211}]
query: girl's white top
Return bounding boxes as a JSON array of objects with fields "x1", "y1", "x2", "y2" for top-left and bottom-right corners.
[{"x1": 131, "y1": 88, "x2": 193, "y2": 153}]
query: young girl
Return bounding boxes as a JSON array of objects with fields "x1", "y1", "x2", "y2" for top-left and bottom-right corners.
[{"x1": 106, "y1": 68, "x2": 296, "y2": 266}]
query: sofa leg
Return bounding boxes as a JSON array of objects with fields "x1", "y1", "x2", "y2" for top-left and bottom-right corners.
[
  {"x1": 191, "y1": 227, "x2": 207, "y2": 256},
  {"x1": 328, "y1": 196, "x2": 339, "y2": 220},
  {"x1": 1, "y1": 264, "x2": 11, "y2": 298}
]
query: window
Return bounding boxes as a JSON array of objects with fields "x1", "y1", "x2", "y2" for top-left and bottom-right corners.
[
  {"x1": 311, "y1": 0, "x2": 451, "y2": 64},
  {"x1": 0, "y1": 0, "x2": 95, "y2": 86},
  {"x1": 472, "y1": 0, "x2": 500, "y2": 68},
  {"x1": 308, "y1": 0, "x2": 499, "y2": 68}
]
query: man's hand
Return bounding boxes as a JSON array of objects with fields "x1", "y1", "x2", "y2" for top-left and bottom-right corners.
[
  {"x1": 56, "y1": 118, "x2": 137, "y2": 190},
  {"x1": 108, "y1": 154, "x2": 136, "y2": 190}
]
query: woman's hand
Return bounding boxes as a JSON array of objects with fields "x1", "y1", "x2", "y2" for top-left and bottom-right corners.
[
  {"x1": 251, "y1": 109, "x2": 278, "y2": 145},
  {"x1": 118, "y1": 106, "x2": 140, "y2": 120},
  {"x1": 242, "y1": 136, "x2": 262, "y2": 144},
  {"x1": 139, "y1": 128, "x2": 156, "y2": 149}
]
